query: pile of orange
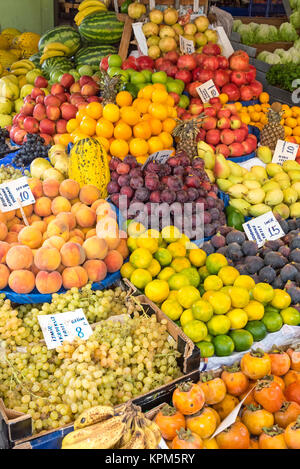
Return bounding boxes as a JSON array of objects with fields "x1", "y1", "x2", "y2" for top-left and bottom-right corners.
[{"x1": 65, "y1": 84, "x2": 177, "y2": 164}]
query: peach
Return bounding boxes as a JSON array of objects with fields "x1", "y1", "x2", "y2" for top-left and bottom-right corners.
[
  {"x1": 8, "y1": 269, "x2": 35, "y2": 294},
  {"x1": 60, "y1": 242, "x2": 86, "y2": 267},
  {"x1": 10, "y1": 224, "x2": 25, "y2": 234},
  {"x1": 7, "y1": 217, "x2": 20, "y2": 230},
  {"x1": 75, "y1": 206, "x2": 96, "y2": 228},
  {"x1": 34, "y1": 197, "x2": 52, "y2": 217},
  {"x1": 5, "y1": 210, "x2": 16, "y2": 221},
  {"x1": 0, "y1": 222, "x2": 8, "y2": 241},
  {"x1": 27, "y1": 178, "x2": 43, "y2": 198},
  {"x1": 18, "y1": 226, "x2": 43, "y2": 249},
  {"x1": 79, "y1": 185, "x2": 101, "y2": 205},
  {"x1": 83, "y1": 259, "x2": 107, "y2": 283},
  {"x1": 46, "y1": 219, "x2": 69, "y2": 241},
  {"x1": 71, "y1": 202, "x2": 83, "y2": 215},
  {"x1": 43, "y1": 235, "x2": 65, "y2": 251},
  {"x1": 6, "y1": 245, "x2": 33, "y2": 270},
  {"x1": 85, "y1": 228, "x2": 96, "y2": 239},
  {"x1": 0, "y1": 213, "x2": 6, "y2": 223},
  {"x1": 44, "y1": 215, "x2": 56, "y2": 225},
  {"x1": 43, "y1": 179, "x2": 60, "y2": 198},
  {"x1": 62, "y1": 266, "x2": 88, "y2": 289},
  {"x1": 56, "y1": 212, "x2": 76, "y2": 230},
  {"x1": 0, "y1": 264, "x2": 9, "y2": 289},
  {"x1": 69, "y1": 236, "x2": 84, "y2": 245},
  {"x1": 96, "y1": 202, "x2": 116, "y2": 220},
  {"x1": 5, "y1": 232, "x2": 19, "y2": 244},
  {"x1": 116, "y1": 239, "x2": 129, "y2": 259},
  {"x1": 0, "y1": 241, "x2": 10, "y2": 263},
  {"x1": 91, "y1": 199, "x2": 106, "y2": 212},
  {"x1": 51, "y1": 196, "x2": 71, "y2": 216},
  {"x1": 35, "y1": 271, "x2": 62, "y2": 294},
  {"x1": 71, "y1": 197, "x2": 80, "y2": 206},
  {"x1": 31, "y1": 263, "x2": 40, "y2": 276},
  {"x1": 16, "y1": 204, "x2": 33, "y2": 219},
  {"x1": 82, "y1": 236, "x2": 108, "y2": 260},
  {"x1": 59, "y1": 179, "x2": 80, "y2": 200},
  {"x1": 28, "y1": 214, "x2": 41, "y2": 223},
  {"x1": 104, "y1": 250, "x2": 123, "y2": 273},
  {"x1": 31, "y1": 220, "x2": 47, "y2": 233},
  {"x1": 69, "y1": 228, "x2": 85, "y2": 240},
  {"x1": 96, "y1": 225, "x2": 120, "y2": 250},
  {"x1": 34, "y1": 246, "x2": 61, "y2": 271}
]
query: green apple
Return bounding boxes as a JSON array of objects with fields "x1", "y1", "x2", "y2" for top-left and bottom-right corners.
[
  {"x1": 141, "y1": 69, "x2": 152, "y2": 82},
  {"x1": 108, "y1": 54, "x2": 122, "y2": 68},
  {"x1": 166, "y1": 80, "x2": 182, "y2": 94},
  {"x1": 107, "y1": 66, "x2": 122, "y2": 78},
  {"x1": 130, "y1": 71, "x2": 146, "y2": 85},
  {"x1": 178, "y1": 94, "x2": 190, "y2": 109},
  {"x1": 151, "y1": 71, "x2": 168, "y2": 84},
  {"x1": 173, "y1": 79, "x2": 185, "y2": 94}
]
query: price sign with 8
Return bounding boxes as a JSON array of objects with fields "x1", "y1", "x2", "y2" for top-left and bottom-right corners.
[
  {"x1": 0, "y1": 176, "x2": 35, "y2": 213},
  {"x1": 196, "y1": 79, "x2": 219, "y2": 103}
]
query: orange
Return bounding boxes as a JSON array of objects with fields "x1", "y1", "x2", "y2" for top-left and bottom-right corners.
[
  {"x1": 159, "y1": 131, "x2": 173, "y2": 148},
  {"x1": 95, "y1": 136, "x2": 110, "y2": 152},
  {"x1": 116, "y1": 91, "x2": 132, "y2": 107},
  {"x1": 133, "y1": 121, "x2": 152, "y2": 139},
  {"x1": 297, "y1": 117, "x2": 300, "y2": 125},
  {"x1": 235, "y1": 102, "x2": 242, "y2": 112},
  {"x1": 167, "y1": 106, "x2": 176, "y2": 117},
  {"x1": 260, "y1": 114, "x2": 268, "y2": 125},
  {"x1": 254, "y1": 104, "x2": 261, "y2": 112},
  {"x1": 138, "y1": 84, "x2": 154, "y2": 100},
  {"x1": 219, "y1": 93, "x2": 228, "y2": 104},
  {"x1": 149, "y1": 103, "x2": 168, "y2": 121},
  {"x1": 73, "y1": 132, "x2": 89, "y2": 143},
  {"x1": 250, "y1": 111, "x2": 261, "y2": 123},
  {"x1": 121, "y1": 106, "x2": 141, "y2": 126},
  {"x1": 129, "y1": 138, "x2": 149, "y2": 157},
  {"x1": 151, "y1": 89, "x2": 169, "y2": 104},
  {"x1": 66, "y1": 118, "x2": 79, "y2": 134},
  {"x1": 136, "y1": 155, "x2": 148, "y2": 164},
  {"x1": 133, "y1": 98, "x2": 151, "y2": 114},
  {"x1": 114, "y1": 121, "x2": 132, "y2": 140},
  {"x1": 240, "y1": 112, "x2": 251, "y2": 125},
  {"x1": 259, "y1": 92, "x2": 269, "y2": 104},
  {"x1": 163, "y1": 117, "x2": 176, "y2": 133},
  {"x1": 152, "y1": 83, "x2": 166, "y2": 91},
  {"x1": 293, "y1": 126, "x2": 300, "y2": 137},
  {"x1": 110, "y1": 139, "x2": 129, "y2": 159},
  {"x1": 85, "y1": 102, "x2": 103, "y2": 120},
  {"x1": 247, "y1": 105, "x2": 254, "y2": 113},
  {"x1": 292, "y1": 106, "x2": 300, "y2": 117},
  {"x1": 283, "y1": 108, "x2": 292, "y2": 118},
  {"x1": 58, "y1": 134, "x2": 72, "y2": 146},
  {"x1": 147, "y1": 136, "x2": 164, "y2": 153},
  {"x1": 79, "y1": 116, "x2": 96, "y2": 136},
  {"x1": 166, "y1": 95, "x2": 175, "y2": 107},
  {"x1": 102, "y1": 103, "x2": 120, "y2": 123},
  {"x1": 286, "y1": 117, "x2": 297, "y2": 129},
  {"x1": 76, "y1": 108, "x2": 87, "y2": 122},
  {"x1": 148, "y1": 117, "x2": 163, "y2": 135},
  {"x1": 284, "y1": 126, "x2": 293, "y2": 137},
  {"x1": 96, "y1": 118, "x2": 114, "y2": 138}
]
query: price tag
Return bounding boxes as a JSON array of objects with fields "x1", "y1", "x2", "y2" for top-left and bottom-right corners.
[
  {"x1": 142, "y1": 150, "x2": 172, "y2": 169},
  {"x1": 215, "y1": 26, "x2": 234, "y2": 58},
  {"x1": 38, "y1": 309, "x2": 93, "y2": 350},
  {"x1": 132, "y1": 23, "x2": 148, "y2": 56},
  {"x1": 196, "y1": 79, "x2": 219, "y2": 103},
  {"x1": 243, "y1": 212, "x2": 285, "y2": 248},
  {"x1": 179, "y1": 35, "x2": 195, "y2": 54},
  {"x1": 272, "y1": 139, "x2": 299, "y2": 165},
  {"x1": 0, "y1": 176, "x2": 35, "y2": 213},
  {"x1": 149, "y1": 0, "x2": 155, "y2": 10}
]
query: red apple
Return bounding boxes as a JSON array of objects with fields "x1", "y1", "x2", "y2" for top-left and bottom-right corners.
[
  {"x1": 216, "y1": 143, "x2": 230, "y2": 158},
  {"x1": 79, "y1": 76, "x2": 94, "y2": 87},
  {"x1": 34, "y1": 76, "x2": 48, "y2": 88},
  {"x1": 61, "y1": 102, "x2": 77, "y2": 120},
  {"x1": 176, "y1": 106, "x2": 185, "y2": 118},
  {"x1": 250, "y1": 80, "x2": 263, "y2": 99},
  {"x1": 35, "y1": 95, "x2": 45, "y2": 105},
  {"x1": 40, "y1": 133, "x2": 53, "y2": 145},
  {"x1": 217, "y1": 116, "x2": 231, "y2": 129},
  {"x1": 220, "y1": 128, "x2": 235, "y2": 145},
  {"x1": 21, "y1": 100, "x2": 35, "y2": 116},
  {"x1": 70, "y1": 82, "x2": 81, "y2": 94},
  {"x1": 202, "y1": 43, "x2": 221, "y2": 56},
  {"x1": 56, "y1": 93, "x2": 68, "y2": 103},
  {"x1": 177, "y1": 54, "x2": 197, "y2": 71},
  {"x1": 221, "y1": 83, "x2": 240, "y2": 102},
  {"x1": 242, "y1": 139, "x2": 254, "y2": 155},
  {"x1": 217, "y1": 108, "x2": 231, "y2": 119},
  {"x1": 187, "y1": 81, "x2": 202, "y2": 98},
  {"x1": 31, "y1": 88, "x2": 45, "y2": 100},
  {"x1": 202, "y1": 116, "x2": 217, "y2": 130},
  {"x1": 14, "y1": 113, "x2": 26, "y2": 129},
  {"x1": 40, "y1": 118, "x2": 56, "y2": 135},
  {"x1": 217, "y1": 56, "x2": 229, "y2": 69},
  {"x1": 195, "y1": 68, "x2": 214, "y2": 83},
  {"x1": 175, "y1": 70, "x2": 192, "y2": 84},
  {"x1": 56, "y1": 119, "x2": 67, "y2": 134},
  {"x1": 233, "y1": 127, "x2": 247, "y2": 143},
  {"x1": 44, "y1": 95, "x2": 61, "y2": 107},
  {"x1": 196, "y1": 127, "x2": 206, "y2": 142},
  {"x1": 204, "y1": 107, "x2": 217, "y2": 117},
  {"x1": 231, "y1": 71, "x2": 247, "y2": 87},
  {"x1": 214, "y1": 69, "x2": 230, "y2": 88},
  {"x1": 136, "y1": 56, "x2": 154, "y2": 71},
  {"x1": 229, "y1": 142, "x2": 244, "y2": 157},
  {"x1": 81, "y1": 84, "x2": 99, "y2": 97},
  {"x1": 121, "y1": 59, "x2": 138, "y2": 70},
  {"x1": 245, "y1": 65, "x2": 256, "y2": 84},
  {"x1": 229, "y1": 50, "x2": 250, "y2": 71},
  {"x1": 248, "y1": 134, "x2": 258, "y2": 149},
  {"x1": 163, "y1": 50, "x2": 179, "y2": 64},
  {"x1": 240, "y1": 85, "x2": 253, "y2": 101},
  {"x1": 23, "y1": 116, "x2": 39, "y2": 133},
  {"x1": 100, "y1": 56, "x2": 109, "y2": 71},
  {"x1": 60, "y1": 73, "x2": 75, "y2": 89},
  {"x1": 182, "y1": 112, "x2": 192, "y2": 120},
  {"x1": 33, "y1": 103, "x2": 46, "y2": 121},
  {"x1": 224, "y1": 103, "x2": 238, "y2": 114},
  {"x1": 86, "y1": 96, "x2": 101, "y2": 103},
  {"x1": 206, "y1": 129, "x2": 220, "y2": 145},
  {"x1": 230, "y1": 115, "x2": 242, "y2": 129},
  {"x1": 46, "y1": 105, "x2": 61, "y2": 121},
  {"x1": 189, "y1": 102, "x2": 204, "y2": 115},
  {"x1": 13, "y1": 129, "x2": 27, "y2": 144},
  {"x1": 51, "y1": 83, "x2": 65, "y2": 95}
]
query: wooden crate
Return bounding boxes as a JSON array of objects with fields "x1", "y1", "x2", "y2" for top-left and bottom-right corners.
[
  {"x1": 117, "y1": 13, "x2": 133, "y2": 60},
  {"x1": 116, "y1": 0, "x2": 208, "y2": 9},
  {"x1": 254, "y1": 41, "x2": 293, "y2": 55},
  {"x1": 234, "y1": 16, "x2": 288, "y2": 26}
]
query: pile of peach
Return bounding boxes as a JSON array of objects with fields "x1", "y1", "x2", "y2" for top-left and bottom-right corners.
[{"x1": 0, "y1": 178, "x2": 128, "y2": 295}]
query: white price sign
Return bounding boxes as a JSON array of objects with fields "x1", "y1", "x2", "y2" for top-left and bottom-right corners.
[
  {"x1": 0, "y1": 176, "x2": 35, "y2": 213},
  {"x1": 132, "y1": 23, "x2": 148, "y2": 56},
  {"x1": 142, "y1": 150, "x2": 172, "y2": 169},
  {"x1": 38, "y1": 309, "x2": 93, "y2": 350},
  {"x1": 196, "y1": 79, "x2": 219, "y2": 103},
  {"x1": 179, "y1": 35, "x2": 195, "y2": 54},
  {"x1": 215, "y1": 26, "x2": 234, "y2": 58},
  {"x1": 243, "y1": 212, "x2": 285, "y2": 248},
  {"x1": 272, "y1": 139, "x2": 299, "y2": 165}
]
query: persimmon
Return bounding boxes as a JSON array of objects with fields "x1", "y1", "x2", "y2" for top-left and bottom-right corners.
[
  {"x1": 241, "y1": 350, "x2": 271, "y2": 380},
  {"x1": 186, "y1": 407, "x2": 217, "y2": 439},
  {"x1": 285, "y1": 416, "x2": 300, "y2": 449},
  {"x1": 269, "y1": 349, "x2": 291, "y2": 376},
  {"x1": 242, "y1": 404, "x2": 274, "y2": 436},
  {"x1": 287, "y1": 347, "x2": 300, "y2": 372},
  {"x1": 198, "y1": 375, "x2": 226, "y2": 405},
  {"x1": 203, "y1": 437, "x2": 219, "y2": 449},
  {"x1": 154, "y1": 404, "x2": 185, "y2": 441},
  {"x1": 172, "y1": 382, "x2": 205, "y2": 416},
  {"x1": 221, "y1": 364, "x2": 249, "y2": 397},
  {"x1": 239, "y1": 381, "x2": 257, "y2": 406},
  {"x1": 249, "y1": 438, "x2": 259, "y2": 449},
  {"x1": 216, "y1": 422, "x2": 250, "y2": 449},
  {"x1": 259, "y1": 425, "x2": 288, "y2": 449},
  {"x1": 273, "y1": 375, "x2": 285, "y2": 392},
  {"x1": 213, "y1": 394, "x2": 239, "y2": 420},
  {"x1": 285, "y1": 381, "x2": 300, "y2": 405},
  {"x1": 283, "y1": 369, "x2": 300, "y2": 388},
  {"x1": 254, "y1": 376, "x2": 285, "y2": 413},
  {"x1": 275, "y1": 401, "x2": 300, "y2": 429},
  {"x1": 171, "y1": 428, "x2": 203, "y2": 449}
]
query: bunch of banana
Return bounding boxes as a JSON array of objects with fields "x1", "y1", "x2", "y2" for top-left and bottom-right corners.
[
  {"x1": 10, "y1": 59, "x2": 35, "y2": 76},
  {"x1": 40, "y1": 43, "x2": 71, "y2": 65},
  {"x1": 74, "y1": 0, "x2": 107, "y2": 26},
  {"x1": 61, "y1": 403, "x2": 161, "y2": 450}
]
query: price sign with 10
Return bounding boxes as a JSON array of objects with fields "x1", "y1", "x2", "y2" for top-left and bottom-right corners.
[
  {"x1": 272, "y1": 139, "x2": 299, "y2": 165},
  {"x1": 0, "y1": 176, "x2": 35, "y2": 213}
]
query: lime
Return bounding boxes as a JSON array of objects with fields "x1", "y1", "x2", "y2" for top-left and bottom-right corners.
[
  {"x1": 203, "y1": 275, "x2": 223, "y2": 291},
  {"x1": 252, "y1": 283, "x2": 274, "y2": 304},
  {"x1": 221, "y1": 286, "x2": 232, "y2": 295},
  {"x1": 147, "y1": 259, "x2": 161, "y2": 277},
  {"x1": 202, "y1": 290, "x2": 215, "y2": 302},
  {"x1": 120, "y1": 262, "x2": 135, "y2": 279},
  {"x1": 229, "y1": 287, "x2": 250, "y2": 308},
  {"x1": 158, "y1": 266, "x2": 175, "y2": 281},
  {"x1": 127, "y1": 221, "x2": 146, "y2": 237},
  {"x1": 161, "y1": 299, "x2": 183, "y2": 321},
  {"x1": 196, "y1": 341, "x2": 215, "y2": 358},
  {"x1": 244, "y1": 300, "x2": 264, "y2": 321},
  {"x1": 137, "y1": 236, "x2": 158, "y2": 254},
  {"x1": 218, "y1": 266, "x2": 240, "y2": 286},
  {"x1": 206, "y1": 253, "x2": 228, "y2": 274},
  {"x1": 178, "y1": 94, "x2": 190, "y2": 109},
  {"x1": 230, "y1": 329, "x2": 253, "y2": 352},
  {"x1": 108, "y1": 54, "x2": 122, "y2": 68},
  {"x1": 207, "y1": 315, "x2": 231, "y2": 336},
  {"x1": 271, "y1": 289, "x2": 291, "y2": 310},
  {"x1": 234, "y1": 275, "x2": 256, "y2": 290},
  {"x1": 213, "y1": 335, "x2": 234, "y2": 356},
  {"x1": 264, "y1": 305, "x2": 280, "y2": 314},
  {"x1": 203, "y1": 334, "x2": 213, "y2": 342},
  {"x1": 199, "y1": 266, "x2": 210, "y2": 280},
  {"x1": 183, "y1": 320, "x2": 208, "y2": 342},
  {"x1": 161, "y1": 225, "x2": 181, "y2": 243},
  {"x1": 167, "y1": 242, "x2": 186, "y2": 258},
  {"x1": 171, "y1": 257, "x2": 191, "y2": 272},
  {"x1": 127, "y1": 236, "x2": 138, "y2": 252},
  {"x1": 130, "y1": 269, "x2": 152, "y2": 290},
  {"x1": 181, "y1": 267, "x2": 200, "y2": 288},
  {"x1": 177, "y1": 285, "x2": 201, "y2": 309},
  {"x1": 245, "y1": 320, "x2": 267, "y2": 342},
  {"x1": 262, "y1": 311, "x2": 283, "y2": 332},
  {"x1": 130, "y1": 248, "x2": 153, "y2": 269},
  {"x1": 208, "y1": 291, "x2": 231, "y2": 315},
  {"x1": 192, "y1": 300, "x2": 214, "y2": 322},
  {"x1": 227, "y1": 309, "x2": 248, "y2": 330},
  {"x1": 188, "y1": 248, "x2": 207, "y2": 268},
  {"x1": 168, "y1": 273, "x2": 190, "y2": 290},
  {"x1": 180, "y1": 308, "x2": 194, "y2": 327},
  {"x1": 144, "y1": 279, "x2": 169, "y2": 304},
  {"x1": 154, "y1": 248, "x2": 172, "y2": 266},
  {"x1": 280, "y1": 307, "x2": 300, "y2": 326}
]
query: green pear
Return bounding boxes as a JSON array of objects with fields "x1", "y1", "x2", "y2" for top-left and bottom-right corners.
[
  {"x1": 291, "y1": 181, "x2": 300, "y2": 197},
  {"x1": 262, "y1": 180, "x2": 281, "y2": 192},
  {"x1": 248, "y1": 204, "x2": 272, "y2": 217},
  {"x1": 228, "y1": 175, "x2": 244, "y2": 184},
  {"x1": 244, "y1": 180, "x2": 261, "y2": 190},
  {"x1": 214, "y1": 154, "x2": 230, "y2": 179},
  {"x1": 217, "y1": 179, "x2": 233, "y2": 191},
  {"x1": 240, "y1": 167, "x2": 248, "y2": 176},
  {"x1": 282, "y1": 160, "x2": 300, "y2": 172},
  {"x1": 205, "y1": 169, "x2": 215, "y2": 183},
  {"x1": 273, "y1": 203, "x2": 290, "y2": 220},
  {"x1": 266, "y1": 163, "x2": 284, "y2": 177},
  {"x1": 256, "y1": 146, "x2": 273, "y2": 164},
  {"x1": 288, "y1": 170, "x2": 300, "y2": 182},
  {"x1": 283, "y1": 187, "x2": 298, "y2": 205},
  {"x1": 228, "y1": 184, "x2": 248, "y2": 199},
  {"x1": 250, "y1": 165, "x2": 268, "y2": 182},
  {"x1": 229, "y1": 199, "x2": 251, "y2": 216},
  {"x1": 264, "y1": 189, "x2": 284, "y2": 206},
  {"x1": 202, "y1": 151, "x2": 215, "y2": 170},
  {"x1": 197, "y1": 141, "x2": 213, "y2": 155},
  {"x1": 243, "y1": 172, "x2": 258, "y2": 181},
  {"x1": 227, "y1": 160, "x2": 243, "y2": 177},
  {"x1": 273, "y1": 172, "x2": 291, "y2": 190},
  {"x1": 290, "y1": 202, "x2": 300, "y2": 218},
  {"x1": 245, "y1": 188, "x2": 265, "y2": 204}
]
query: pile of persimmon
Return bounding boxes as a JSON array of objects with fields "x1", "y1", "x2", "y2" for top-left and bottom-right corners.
[{"x1": 154, "y1": 346, "x2": 300, "y2": 449}]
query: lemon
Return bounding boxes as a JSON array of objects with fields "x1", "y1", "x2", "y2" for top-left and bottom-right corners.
[
  {"x1": 130, "y1": 248, "x2": 153, "y2": 269},
  {"x1": 229, "y1": 287, "x2": 250, "y2": 308},
  {"x1": 161, "y1": 299, "x2": 183, "y2": 320},
  {"x1": 168, "y1": 273, "x2": 190, "y2": 290},
  {"x1": 147, "y1": 259, "x2": 161, "y2": 277},
  {"x1": 271, "y1": 289, "x2": 291, "y2": 310},
  {"x1": 168, "y1": 290, "x2": 178, "y2": 300},
  {"x1": 136, "y1": 236, "x2": 158, "y2": 254},
  {"x1": 127, "y1": 221, "x2": 146, "y2": 237},
  {"x1": 180, "y1": 308, "x2": 194, "y2": 327},
  {"x1": 203, "y1": 275, "x2": 223, "y2": 291},
  {"x1": 218, "y1": 266, "x2": 240, "y2": 286},
  {"x1": 280, "y1": 307, "x2": 300, "y2": 326},
  {"x1": 226, "y1": 309, "x2": 248, "y2": 329},
  {"x1": 199, "y1": 266, "x2": 210, "y2": 280},
  {"x1": 202, "y1": 290, "x2": 215, "y2": 302},
  {"x1": 188, "y1": 248, "x2": 207, "y2": 267},
  {"x1": 127, "y1": 236, "x2": 138, "y2": 252},
  {"x1": 154, "y1": 248, "x2": 172, "y2": 266},
  {"x1": 177, "y1": 286, "x2": 201, "y2": 309},
  {"x1": 181, "y1": 267, "x2": 200, "y2": 288},
  {"x1": 183, "y1": 320, "x2": 208, "y2": 342},
  {"x1": 158, "y1": 266, "x2": 175, "y2": 281},
  {"x1": 130, "y1": 269, "x2": 152, "y2": 290},
  {"x1": 167, "y1": 242, "x2": 186, "y2": 258},
  {"x1": 120, "y1": 262, "x2": 135, "y2": 279},
  {"x1": 252, "y1": 283, "x2": 274, "y2": 304},
  {"x1": 234, "y1": 275, "x2": 255, "y2": 290},
  {"x1": 208, "y1": 291, "x2": 231, "y2": 315},
  {"x1": 207, "y1": 315, "x2": 231, "y2": 336},
  {"x1": 221, "y1": 286, "x2": 233, "y2": 295},
  {"x1": 192, "y1": 300, "x2": 214, "y2": 322},
  {"x1": 206, "y1": 253, "x2": 228, "y2": 274},
  {"x1": 145, "y1": 279, "x2": 169, "y2": 304},
  {"x1": 161, "y1": 225, "x2": 181, "y2": 243},
  {"x1": 179, "y1": 233, "x2": 191, "y2": 248},
  {"x1": 171, "y1": 257, "x2": 191, "y2": 272},
  {"x1": 244, "y1": 300, "x2": 264, "y2": 320},
  {"x1": 144, "y1": 229, "x2": 162, "y2": 245}
]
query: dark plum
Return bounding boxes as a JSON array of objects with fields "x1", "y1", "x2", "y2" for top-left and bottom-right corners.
[
  {"x1": 185, "y1": 175, "x2": 201, "y2": 188},
  {"x1": 203, "y1": 211, "x2": 212, "y2": 224},
  {"x1": 219, "y1": 213, "x2": 226, "y2": 225},
  {"x1": 201, "y1": 241, "x2": 215, "y2": 255},
  {"x1": 192, "y1": 157, "x2": 205, "y2": 169},
  {"x1": 173, "y1": 166, "x2": 185, "y2": 177},
  {"x1": 290, "y1": 248, "x2": 300, "y2": 263},
  {"x1": 264, "y1": 252, "x2": 287, "y2": 268},
  {"x1": 161, "y1": 189, "x2": 176, "y2": 204},
  {"x1": 245, "y1": 256, "x2": 264, "y2": 274},
  {"x1": 123, "y1": 155, "x2": 138, "y2": 168},
  {"x1": 218, "y1": 226, "x2": 233, "y2": 236},
  {"x1": 187, "y1": 188, "x2": 199, "y2": 201},
  {"x1": 110, "y1": 193, "x2": 120, "y2": 207},
  {"x1": 196, "y1": 197, "x2": 208, "y2": 210},
  {"x1": 135, "y1": 187, "x2": 150, "y2": 202},
  {"x1": 145, "y1": 175, "x2": 159, "y2": 191},
  {"x1": 167, "y1": 176, "x2": 183, "y2": 191},
  {"x1": 149, "y1": 191, "x2": 161, "y2": 203},
  {"x1": 110, "y1": 171, "x2": 119, "y2": 182},
  {"x1": 206, "y1": 197, "x2": 216, "y2": 209},
  {"x1": 160, "y1": 165, "x2": 172, "y2": 176},
  {"x1": 242, "y1": 241, "x2": 258, "y2": 256},
  {"x1": 109, "y1": 157, "x2": 121, "y2": 171},
  {"x1": 168, "y1": 157, "x2": 181, "y2": 167},
  {"x1": 210, "y1": 208, "x2": 220, "y2": 220},
  {"x1": 258, "y1": 266, "x2": 276, "y2": 283},
  {"x1": 227, "y1": 243, "x2": 243, "y2": 261},
  {"x1": 120, "y1": 186, "x2": 134, "y2": 199},
  {"x1": 280, "y1": 264, "x2": 298, "y2": 282},
  {"x1": 211, "y1": 233, "x2": 226, "y2": 249},
  {"x1": 107, "y1": 181, "x2": 120, "y2": 194},
  {"x1": 146, "y1": 161, "x2": 161, "y2": 173},
  {"x1": 226, "y1": 230, "x2": 246, "y2": 245},
  {"x1": 116, "y1": 163, "x2": 130, "y2": 175},
  {"x1": 118, "y1": 174, "x2": 130, "y2": 187},
  {"x1": 130, "y1": 176, "x2": 144, "y2": 190},
  {"x1": 129, "y1": 167, "x2": 142, "y2": 178},
  {"x1": 178, "y1": 154, "x2": 191, "y2": 167},
  {"x1": 176, "y1": 190, "x2": 188, "y2": 203}
]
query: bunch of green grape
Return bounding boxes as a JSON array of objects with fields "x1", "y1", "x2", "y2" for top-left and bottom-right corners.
[{"x1": 0, "y1": 165, "x2": 29, "y2": 184}]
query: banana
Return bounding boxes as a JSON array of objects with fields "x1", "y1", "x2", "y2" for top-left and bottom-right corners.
[
  {"x1": 44, "y1": 42, "x2": 70, "y2": 55},
  {"x1": 78, "y1": 0, "x2": 107, "y2": 11},
  {"x1": 11, "y1": 68, "x2": 30, "y2": 76},
  {"x1": 40, "y1": 51, "x2": 65, "y2": 64},
  {"x1": 11, "y1": 60, "x2": 34, "y2": 71},
  {"x1": 74, "y1": 6, "x2": 106, "y2": 25},
  {"x1": 120, "y1": 430, "x2": 146, "y2": 449},
  {"x1": 144, "y1": 426, "x2": 158, "y2": 449},
  {"x1": 74, "y1": 405, "x2": 114, "y2": 430},
  {"x1": 117, "y1": 413, "x2": 134, "y2": 448},
  {"x1": 146, "y1": 420, "x2": 162, "y2": 445}
]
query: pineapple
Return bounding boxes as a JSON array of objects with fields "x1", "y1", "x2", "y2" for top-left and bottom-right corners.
[
  {"x1": 172, "y1": 115, "x2": 205, "y2": 160},
  {"x1": 260, "y1": 102, "x2": 285, "y2": 150},
  {"x1": 99, "y1": 71, "x2": 122, "y2": 105}
]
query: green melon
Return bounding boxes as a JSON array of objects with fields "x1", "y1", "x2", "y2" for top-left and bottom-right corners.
[
  {"x1": 78, "y1": 12, "x2": 124, "y2": 45},
  {"x1": 38, "y1": 26, "x2": 81, "y2": 56}
]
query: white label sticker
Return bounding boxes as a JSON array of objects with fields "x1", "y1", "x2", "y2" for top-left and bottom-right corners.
[
  {"x1": 142, "y1": 150, "x2": 172, "y2": 169},
  {"x1": 149, "y1": 0, "x2": 155, "y2": 10},
  {"x1": 38, "y1": 309, "x2": 93, "y2": 350},
  {"x1": 132, "y1": 22, "x2": 148, "y2": 56},
  {"x1": 272, "y1": 139, "x2": 299, "y2": 165},
  {"x1": 179, "y1": 35, "x2": 195, "y2": 54},
  {"x1": 193, "y1": 0, "x2": 199, "y2": 12},
  {"x1": 216, "y1": 26, "x2": 234, "y2": 58},
  {"x1": 243, "y1": 212, "x2": 285, "y2": 248},
  {"x1": 196, "y1": 79, "x2": 219, "y2": 103},
  {"x1": 0, "y1": 176, "x2": 35, "y2": 213}
]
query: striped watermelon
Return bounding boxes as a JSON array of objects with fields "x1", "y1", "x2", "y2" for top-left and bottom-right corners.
[
  {"x1": 41, "y1": 56, "x2": 73, "y2": 79},
  {"x1": 75, "y1": 45, "x2": 117, "y2": 70},
  {"x1": 29, "y1": 52, "x2": 41, "y2": 67},
  {"x1": 78, "y1": 12, "x2": 123, "y2": 45},
  {"x1": 38, "y1": 26, "x2": 81, "y2": 56}
]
